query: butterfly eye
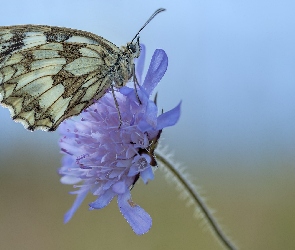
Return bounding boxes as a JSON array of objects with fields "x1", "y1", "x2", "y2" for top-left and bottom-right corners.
[{"x1": 128, "y1": 43, "x2": 137, "y2": 54}]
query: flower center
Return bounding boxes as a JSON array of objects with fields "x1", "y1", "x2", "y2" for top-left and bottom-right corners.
[{"x1": 137, "y1": 157, "x2": 148, "y2": 170}]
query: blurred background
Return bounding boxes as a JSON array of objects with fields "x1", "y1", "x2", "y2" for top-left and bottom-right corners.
[{"x1": 1, "y1": 0, "x2": 295, "y2": 249}]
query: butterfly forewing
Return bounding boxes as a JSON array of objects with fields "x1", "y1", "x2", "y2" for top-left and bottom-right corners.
[{"x1": 0, "y1": 25, "x2": 137, "y2": 131}]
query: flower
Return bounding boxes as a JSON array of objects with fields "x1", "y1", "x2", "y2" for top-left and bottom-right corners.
[{"x1": 58, "y1": 44, "x2": 181, "y2": 235}]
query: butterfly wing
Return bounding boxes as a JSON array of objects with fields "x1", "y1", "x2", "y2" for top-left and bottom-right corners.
[{"x1": 0, "y1": 25, "x2": 121, "y2": 131}]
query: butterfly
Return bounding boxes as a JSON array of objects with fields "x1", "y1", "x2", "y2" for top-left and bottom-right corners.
[{"x1": 0, "y1": 8, "x2": 165, "y2": 131}]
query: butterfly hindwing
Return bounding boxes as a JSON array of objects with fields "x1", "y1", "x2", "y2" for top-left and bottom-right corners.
[{"x1": 0, "y1": 25, "x2": 127, "y2": 131}]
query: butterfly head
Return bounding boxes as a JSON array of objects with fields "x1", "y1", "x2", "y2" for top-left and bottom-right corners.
[{"x1": 126, "y1": 36, "x2": 140, "y2": 59}]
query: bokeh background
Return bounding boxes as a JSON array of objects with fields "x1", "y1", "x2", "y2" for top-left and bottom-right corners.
[{"x1": 1, "y1": 0, "x2": 295, "y2": 249}]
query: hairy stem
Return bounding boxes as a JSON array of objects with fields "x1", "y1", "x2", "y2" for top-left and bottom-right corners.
[{"x1": 155, "y1": 152, "x2": 238, "y2": 250}]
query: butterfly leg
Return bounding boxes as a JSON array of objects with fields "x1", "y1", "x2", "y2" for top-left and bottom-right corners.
[
  {"x1": 132, "y1": 63, "x2": 142, "y2": 105},
  {"x1": 110, "y1": 85, "x2": 122, "y2": 128}
]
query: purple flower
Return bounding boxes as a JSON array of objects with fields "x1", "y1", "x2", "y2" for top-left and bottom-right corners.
[{"x1": 58, "y1": 45, "x2": 181, "y2": 235}]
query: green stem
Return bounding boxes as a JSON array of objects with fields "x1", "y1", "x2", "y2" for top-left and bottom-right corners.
[{"x1": 155, "y1": 152, "x2": 238, "y2": 250}]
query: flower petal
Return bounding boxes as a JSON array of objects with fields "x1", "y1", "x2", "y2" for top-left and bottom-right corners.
[
  {"x1": 60, "y1": 175, "x2": 81, "y2": 185},
  {"x1": 64, "y1": 188, "x2": 88, "y2": 223},
  {"x1": 89, "y1": 189, "x2": 116, "y2": 209},
  {"x1": 138, "y1": 101, "x2": 158, "y2": 131},
  {"x1": 156, "y1": 102, "x2": 182, "y2": 130},
  {"x1": 128, "y1": 165, "x2": 140, "y2": 177},
  {"x1": 118, "y1": 191, "x2": 152, "y2": 235},
  {"x1": 143, "y1": 49, "x2": 168, "y2": 96},
  {"x1": 112, "y1": 181, "x2": 127, "y2": 194},
  {"x1": 119, "y1": 86, "x2": 134, "y2": 96},
  {"x1": 144, "y1": 101, "x2": 158, "y2": 128},
  {"x1": 140, "y1": 167, "x2": 154, "y2": 184}
]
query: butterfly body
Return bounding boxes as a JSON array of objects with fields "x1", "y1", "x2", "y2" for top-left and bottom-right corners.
[{"x1": 0, "y1": 25, "x2": 140, "y2": 131}]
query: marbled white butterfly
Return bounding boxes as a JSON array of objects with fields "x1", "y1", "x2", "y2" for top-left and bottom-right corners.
[{"x1": 0, "y1": 8, "x2": 165, "y2": 131}]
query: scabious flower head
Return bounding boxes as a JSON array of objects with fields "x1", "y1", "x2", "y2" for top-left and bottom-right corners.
[{"x1": 58, "y1": 45, "x2": 181, "y2": 235}]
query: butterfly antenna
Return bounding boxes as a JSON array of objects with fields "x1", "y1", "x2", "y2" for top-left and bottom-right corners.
[{"x1": 131, "y1": 8, "x2": 166, "y2": 43}]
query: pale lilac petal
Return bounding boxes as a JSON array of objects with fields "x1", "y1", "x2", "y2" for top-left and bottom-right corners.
[
  {"x1": 118, "y1": 192, "x2": 152, "y2": 235},
  {"x1": 64, "y1": 188, "x2": 88, "y2": 223},
  {"x1": 112, "y1": 181, "x2": 127, "y2": 194},
  {"x1": 144, "y1": 101, "x2": 158, "y2": 128},
  {"x1": 119, "y1": 86, "x2": 134, "y2": 96},
  {"x1": 138, "y1": 101, "x2": 158, "y2": 131},
  {"x1": 140, "y1": 167, "x2": 154, "y2": 184},
  {"x1": 60, "y1": 175, "x2": 81, "y2": 185},
  {"x1": 89, "y1": 189, "x2": 116, "y2": 209},
  {"x1": 128, "y1": 165, "x2": 139, "y2": 177},
  {"x1": 156, "y1": 102, "x2": 182, "y2": 130},
  {"x1": 143, "y1": 49, "x2": 168, "y2": 95}
]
